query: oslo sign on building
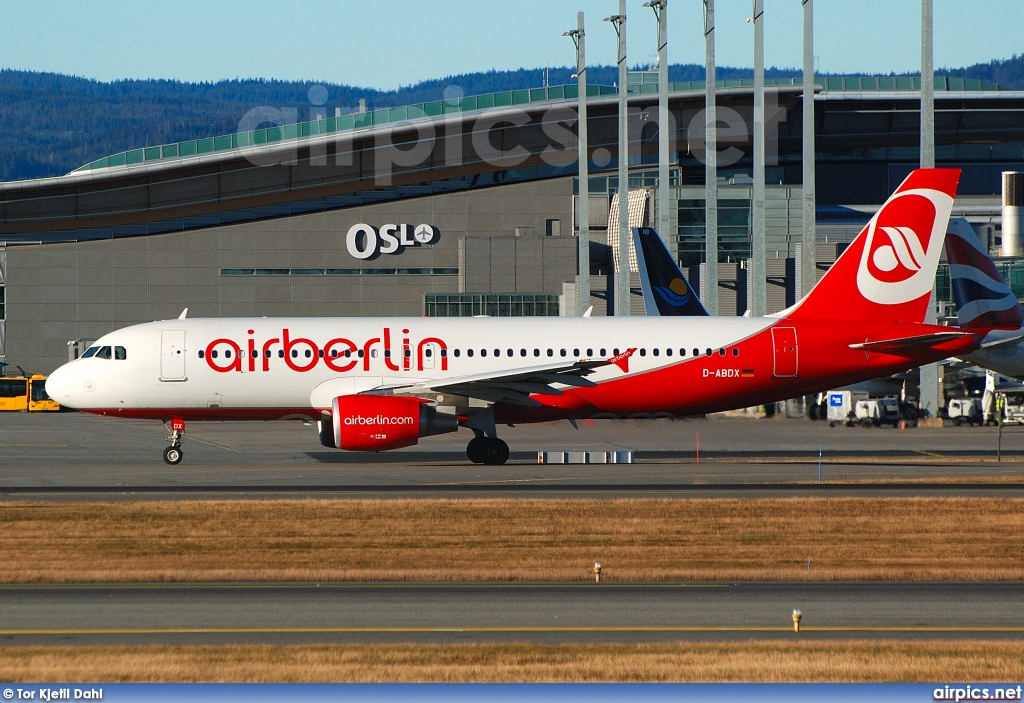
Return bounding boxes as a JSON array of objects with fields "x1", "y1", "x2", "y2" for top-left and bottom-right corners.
[{"x1": 345, "y1": 223, "x2": 440, "y2": 260}]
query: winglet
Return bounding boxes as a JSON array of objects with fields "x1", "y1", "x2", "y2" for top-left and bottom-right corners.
[
  {"x1": 608, "y1": 347, "x2": 637, "y2": 373},
  {"x1": 583, "y1": 306, "x2": 593, "y2": 318},
  {"x1": 178, "y1": 308, "x2": 189, "y2": 320}
]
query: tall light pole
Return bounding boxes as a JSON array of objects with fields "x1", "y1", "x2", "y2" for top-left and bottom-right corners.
[
  {"x1": 801, "y1": 0, "x2": 816, "y2": 300},
  {"x1": 921, "y1": 0, "x2": 934, "y2": 171},
  {"x1": 751, "y1": 0, "x2": 766, "y2": 317},
  {"x1": 704, "y1": 0, "x2": 718, "y2": 314},
  {"x1": 643, "y1": 1, "x2": 670, "y2": 257},
  {"x1": 920, "y1": 0, "x2": 940, "y2": 418},
  {"x1": 606, "y1": 2, "x2": 630, "y2": 317},
  {"x1": 564, "y1": 14, "x2": 590, "y2": 316}
]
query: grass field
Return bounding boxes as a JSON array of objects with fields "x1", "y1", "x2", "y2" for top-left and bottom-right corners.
[
  {"x1": 1, "y1": 497, "x2": 1022, "y2": 582},
  {"x1": 1, "y1": 641, "x2": 1022, "y2": 682}
]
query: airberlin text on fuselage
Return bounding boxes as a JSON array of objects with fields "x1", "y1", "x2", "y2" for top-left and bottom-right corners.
[{"x1": 203, "y1": 328, "x2": 448, "y2": 374}]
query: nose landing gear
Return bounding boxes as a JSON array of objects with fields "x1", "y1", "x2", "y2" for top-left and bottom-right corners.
[{"x1": 163, "y1": 418, "x2": 185, "y2": 465}]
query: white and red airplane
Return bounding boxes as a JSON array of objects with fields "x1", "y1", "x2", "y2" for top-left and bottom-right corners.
[{"x1": 46, "y1": 169, "x2": 977, "y2": 465}]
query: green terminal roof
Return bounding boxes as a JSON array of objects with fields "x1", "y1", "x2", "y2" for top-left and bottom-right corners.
[{"x1": 71, "y1": 75, "x2": 1006, "y2": 174}]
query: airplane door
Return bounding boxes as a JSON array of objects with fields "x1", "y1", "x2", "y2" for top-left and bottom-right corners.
[
  {"x1": 422, "y1": 343, "x2": 437, "y2": 370},
  {"x1": 160, "y1": 330, "x2": 187, "y2": 381},
  {"x1": 771, "y1": 326, "x2": 798, "y2": 378}
]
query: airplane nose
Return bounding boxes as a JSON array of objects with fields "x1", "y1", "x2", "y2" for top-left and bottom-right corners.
[{"x1": 45, "y1": 365, "x2": 72, "y2": 404}]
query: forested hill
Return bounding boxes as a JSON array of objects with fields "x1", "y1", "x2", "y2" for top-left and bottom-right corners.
[
  {"x1": 941, "y1": 54, "x2": 1024, "y2": 91},
  {"x1": 1, "y1": 55, "x2": 1021, "y2": 183}
]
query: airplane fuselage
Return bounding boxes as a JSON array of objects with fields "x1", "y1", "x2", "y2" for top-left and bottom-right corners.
[{"x1": 46, "y1": 315, "x2": 975, "y2": 423}]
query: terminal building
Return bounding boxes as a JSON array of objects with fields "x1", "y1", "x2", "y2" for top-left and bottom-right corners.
[{"x1": 1, "y1": 76, "x2": 1024, "y2": 373}]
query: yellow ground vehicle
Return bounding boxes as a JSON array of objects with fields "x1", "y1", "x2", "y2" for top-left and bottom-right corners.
[{"x1": 0, "y1": 375, "x2": 61, "y2": 412}]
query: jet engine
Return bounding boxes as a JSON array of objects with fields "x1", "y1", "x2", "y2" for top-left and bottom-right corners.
[{"x1": 320, "y1": 395, "x2": 458, "y2": 451}]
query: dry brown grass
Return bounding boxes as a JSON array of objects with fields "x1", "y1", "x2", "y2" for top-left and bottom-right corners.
[
  {"x1": 1, "y1": 641, "x2": 1022, "y2": 682},
  {"x1": 1, "y1": 498, "x2": 1023, "y2": 582},
  {"x1": 815, "y1": 475, "x2": 1024, "y2": 483}
]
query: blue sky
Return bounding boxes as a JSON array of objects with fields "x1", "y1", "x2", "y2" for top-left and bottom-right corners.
[{"x1": 1, "y1": 1, "x2": 1021, "y2": 89}]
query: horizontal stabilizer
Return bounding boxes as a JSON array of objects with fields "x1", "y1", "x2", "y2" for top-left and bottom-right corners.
[
  {"x1": 849, "y1": 330, "x2": 975, "y2": 355},
  {"x1": 980, "y1": 334, "x2": 1024, "y2": 350}
]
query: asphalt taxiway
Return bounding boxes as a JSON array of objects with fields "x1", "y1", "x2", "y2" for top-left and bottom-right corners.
[
  {"x1": 2, "y1": 413, "x2": 1022, "y2": 499},
  {"x1": 2, "y1": 414, "x2": 1021, "y2": 647},
  {"x1": 1, "y1": 582, "x2": 1021, "y2": 645}
]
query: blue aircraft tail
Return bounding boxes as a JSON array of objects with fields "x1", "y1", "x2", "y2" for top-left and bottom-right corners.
[
  {"x1": 945, "y1": 217, "x2": 1024, "y2": 329},
  {"x1": 632, "y1": 227, "x2": 708, "y2": 317}
]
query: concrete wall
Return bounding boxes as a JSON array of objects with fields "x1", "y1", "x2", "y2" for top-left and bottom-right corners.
[
  {"x1": 6, "y1": 177, "x2": 576, "y2": 373},
  {"x1": 460, "y1": 236, "x2": 576, "y2": 294}
]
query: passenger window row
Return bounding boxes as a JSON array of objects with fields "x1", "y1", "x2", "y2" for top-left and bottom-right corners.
[
  {"x1": 448, "y1": 347, "x2": 740, "y2": 359},
  {"x1": 198, "y1": 348, "x2": 449, "y2": 360},
  {"x1": 196, "y1": 345, "x2": 741, "y2": 361}
]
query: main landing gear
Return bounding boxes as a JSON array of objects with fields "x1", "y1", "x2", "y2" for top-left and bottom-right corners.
[
  {"x1": 163, "y1": 418, "x2": 185, "y2": 465},
  {"x1": 466, "y1": 434, "x2": 510, "y2": 465},
  {"x1": 461, "y1": 408, "x2": 508, "y2": 465}
]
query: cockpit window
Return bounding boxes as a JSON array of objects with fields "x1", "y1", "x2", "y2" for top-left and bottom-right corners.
[
  {"x1": 80, "y1": 347, "x2": 98, "y2": 359},
  {"x1": 95, "y1": 346, "x2": 112, "y2": 360},
  {"x1": 114, "y1": 346, "x2": 127, "y2": 360}
]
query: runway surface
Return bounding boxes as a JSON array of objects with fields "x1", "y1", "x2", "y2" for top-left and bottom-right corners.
[
  {"x1": 0, "y1": 582, "x2": 1020, "y2": 645},
  {"x1": 2, "y1": 415, "x2": 1021, "y2": 648},
  {"x1": 2, "y1": 413, "x2": 1023, "y2": 499}
]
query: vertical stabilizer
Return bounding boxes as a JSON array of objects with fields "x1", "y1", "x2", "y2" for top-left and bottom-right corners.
[
  {"x1": 632, "y1": 227, "x2": 708, "y2": 317},
  {"x1": 945, "y1": 217, "x2": 1024, "y2": 329},
  {"x1": 785, "y1": 168, "x2": 960, "y2": 323}
]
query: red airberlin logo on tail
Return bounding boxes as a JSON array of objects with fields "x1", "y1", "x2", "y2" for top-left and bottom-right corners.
[
  {"x1": 870, "y1": 226, "x2": 927, "y2": 279},
  {"x1": 858, "y1": 187, "x2": 950, "y2": 305},
  {"x1": 865, "y1": 194, "x2": 935, "y2": 283}
]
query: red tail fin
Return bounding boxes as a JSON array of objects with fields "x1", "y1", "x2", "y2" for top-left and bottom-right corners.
[{"x1": 785, "y1": 168, "x2": 960, "y2": 323}]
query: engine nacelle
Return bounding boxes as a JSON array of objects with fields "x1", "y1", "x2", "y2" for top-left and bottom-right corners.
[
  {"x1": 317, "y1": 412, "x2": 337, "y2": 448},
  {"x1": 328, "y1": 395, "x2": 458, "y2": 451}
]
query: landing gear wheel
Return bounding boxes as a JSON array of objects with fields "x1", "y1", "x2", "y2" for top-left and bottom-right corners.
[
  {"x1": 480, "y1": 438, "x2": 510, "y2": 466},
  {"x1": 466, "y1": 436, "x2": 486, "y2": 464},
  {"x1": 164, "y1": 418, "x2": 185, "y2": 465}
]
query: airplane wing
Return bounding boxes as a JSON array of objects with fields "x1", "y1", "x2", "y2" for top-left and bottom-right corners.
[
  {"x1": 849, "y1": 331, "x2": 976, "y2": 355},
  {"x1": 386, "y1": 349, "x2": 637, "y2": 407}
]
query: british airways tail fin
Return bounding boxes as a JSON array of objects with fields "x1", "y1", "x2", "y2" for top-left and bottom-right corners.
[
  {"x1": 632, "y1": 227, "x2": 709, "y2": 317},
  {"x1": 945, "y1": 217, "x2": 1024, "y2": 330},
  {"x1": 784, "y1": 168, "x2": 960, "y2": 323}
]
